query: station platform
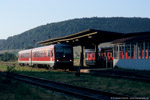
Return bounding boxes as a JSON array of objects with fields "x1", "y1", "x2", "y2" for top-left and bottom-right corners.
[{"x1": 80, "y1": 67, "x2": 112, "y2": 73}]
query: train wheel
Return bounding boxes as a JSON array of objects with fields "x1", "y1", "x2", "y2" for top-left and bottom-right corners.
[
  {"x1": 33, "y1": 64, "x2": 38, "y2": 68},
  {"x1": 64, "y1": 68, "x2": 67, "y2": 72},
  {"x1": 69, "y1": 67, "x2": 74, "y2": 71},
  {"x1": 53, "y1": 66, "x2": 57, "y2": 70}
]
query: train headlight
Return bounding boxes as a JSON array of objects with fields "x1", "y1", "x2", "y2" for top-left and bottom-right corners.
[
  {"x1": 57, "y1": 59, "x2": 59, "y2": 61},
  {"x1": 70, "y1": 59, "x2": 72, "y2": 61}
]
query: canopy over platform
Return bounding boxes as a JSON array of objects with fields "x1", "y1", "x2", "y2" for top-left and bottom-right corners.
[
  {"x1": 124, "y1": 31, "x2": 150, "y2": 38},
  {"x1": 38, "y1": 29, "x2": 123, "y2": 46}
]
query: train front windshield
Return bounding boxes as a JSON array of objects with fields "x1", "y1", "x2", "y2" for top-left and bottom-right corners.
[{"x1": 55, "y1": 46, "x2": 73, "y2": 59}]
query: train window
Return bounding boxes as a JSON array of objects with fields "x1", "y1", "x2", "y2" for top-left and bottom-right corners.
[
  {"x1": 21, "y1": 53, "x2": 30, "y2": 58},
  {"x1": 34, "y1": 52, "x2": 38, "y2": 57},
  {"x1": 88, "y1": 53, "x2": 89, "y2": 58},
  {"x1": 42, "y1": 51, "x2": 46, "y2": 57},
  {"x1": 56, "y1": 49, "x2": 63, "y2": 53},
  {"x1": 104, "y1": 52, "x2": 106, "y2": 56},
  {"x1": 34, "y1": 53, "x2": 36, "y2": 57},
  {"x1": 33, "y1": 51, "x2": 47, "y2": 57},
  {"x1": 92, "y1": 53, "x2": 95, "y2": 57},
  {"x1": 40, "y1": 52, "x2": 42, "y2": 57},
  {"x1": 114, "y1": 45, "x2": 119, "y2": 59},
  {"x1": 86, "y1": 52, "x2": 89, "y2": 58},
  {"x1": 44, "y1": 51, "x2": 46, "y2": 57},
  {"x1": 51, "y1": 50, "x2": 53, "y2": 57},
  {"x1": 34, "y1": 52, "x2": 36, "y2": 57},
  {"x1": 42, "y1": 52, "x2": 44, "y2": 57},
  {"x1": 107, "y1": 52, "x2": 109, "y2": 57},
  {"x1": 110, "y1": 53, "x2": 112, "y2": 57}
]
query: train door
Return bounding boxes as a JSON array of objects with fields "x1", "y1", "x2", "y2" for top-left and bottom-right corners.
[
  {"x1": 48, "y1": 49, "x2": 54, "y2": 68},
  {"x1": 99, "y1": 51, "x2": 105, "y2": 68},
  {"x1": 98, "y1": 49, "x2": 113, "y2": 68},
  {"x1": 50, "y1": 50, "x2": 53, "y2": 61}
]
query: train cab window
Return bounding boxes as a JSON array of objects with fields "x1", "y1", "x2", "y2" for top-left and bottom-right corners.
[{"x1": 55, "y1": 46, "x2": 72, "y2": 58}]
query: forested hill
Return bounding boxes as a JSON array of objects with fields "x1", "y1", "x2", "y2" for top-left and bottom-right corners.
[{"x1": 1, "y1": 17, "x2": 150, "y2": 50}]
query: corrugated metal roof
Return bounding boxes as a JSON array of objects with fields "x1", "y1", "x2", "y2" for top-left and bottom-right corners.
[{"x1": 112, "y1": 32, "x2": 150, "y2": 44}]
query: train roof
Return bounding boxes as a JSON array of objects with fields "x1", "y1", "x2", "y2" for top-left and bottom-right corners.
[
  {"x1": 54, "y1": 44, "x2": 72, "y2": 47},
  {"x1": 19, "y1": 44, "x2": 72, "y2": 53},
  {"x1": 18, "y1": 49, "x2": 32, "y2": 53},
  {"x1": 33, "y1": 44, "x2": 71, "y2": 49}
]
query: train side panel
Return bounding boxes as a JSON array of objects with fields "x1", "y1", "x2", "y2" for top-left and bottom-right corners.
[
  {"x1": 18, "y1": 44, "x2": 73, "y2": 69},
  {"x1": 18, "y1": 49, "x2": 32, "y2": 66},
  {"x1": 85, "y1": 47, "x2": 113, "y2": 67},
  {"x1": 31, "y1": 45, "x2": 55, "y2": 67}
]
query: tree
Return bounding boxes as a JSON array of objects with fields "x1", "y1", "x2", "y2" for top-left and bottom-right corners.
[{"x1": 0, "y1": 52, "x2": 17, "y2": 61}]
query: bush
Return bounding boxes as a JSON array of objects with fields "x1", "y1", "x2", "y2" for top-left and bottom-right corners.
[{"x1": 0, "y1": 52, "x2": 17, "y2": 61}]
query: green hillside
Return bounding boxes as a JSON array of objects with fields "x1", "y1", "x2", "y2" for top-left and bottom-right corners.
[{"x1": 1, "y1": 17, "x2": 150, "y2": 50}]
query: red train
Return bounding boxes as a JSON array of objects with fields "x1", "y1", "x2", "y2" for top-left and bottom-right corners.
[
  {"x1": 18, "y1": 44, "x2": 73, "y2": 69},
  {"x1": 85, "y1": 47, "x2": 113, "y2": 68}
]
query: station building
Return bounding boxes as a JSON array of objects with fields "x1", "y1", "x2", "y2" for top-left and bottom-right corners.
[
  {"x1": 38, "y1": 29, "x2": 150, "y2": 70},
  {"x1": 112, "y1": 32, "x2": 150, "y2": 70}
]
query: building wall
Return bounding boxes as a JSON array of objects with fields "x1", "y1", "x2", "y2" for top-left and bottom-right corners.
[
  {"x1": 114, "y1": 59, "x2": 150, "y2": 70},
  {"x1": 113, "y1": 41, "x2": 150, "y2": 70}
]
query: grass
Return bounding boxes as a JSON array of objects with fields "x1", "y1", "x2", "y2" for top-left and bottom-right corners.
[
  {"x1": 0, "y1": 76, "x2": 77, "y2": 100},
  {"x1": 0, "y1": 61, "x2": 150, "y2": 97},
  {"x1": 112, "y1": 67, "x2": 150, "y2": 77}
]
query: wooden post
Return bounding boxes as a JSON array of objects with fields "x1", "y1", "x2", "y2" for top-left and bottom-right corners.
[
  {"x1": 76, "y1": 45, "x2": 84, "y2": 76},
  {"x1": 80, "y1": 45, "x2": 84, "y2": 67},
  {"x1": 113, "y1": 46, "x2": 115, "y2": 68}
]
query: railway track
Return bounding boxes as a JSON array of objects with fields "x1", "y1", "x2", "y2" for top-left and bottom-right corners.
[{"x1": 0, "y1": 72, "x2": 127, "y2": 100}]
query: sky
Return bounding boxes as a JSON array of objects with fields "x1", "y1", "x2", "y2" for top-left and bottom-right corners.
[{"x1": 0, "y1": 0, "x2": 150, "y2": 39}]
